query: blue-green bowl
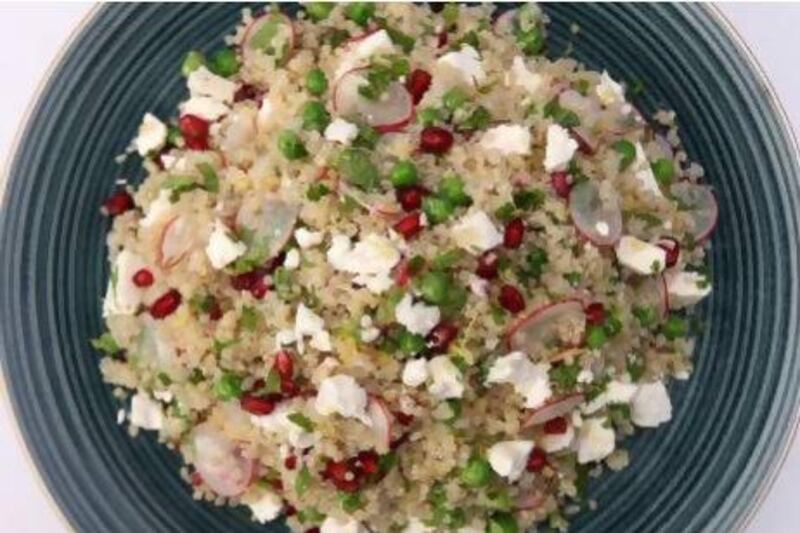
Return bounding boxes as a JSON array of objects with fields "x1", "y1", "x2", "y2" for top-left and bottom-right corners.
[{"x1": 2, "y1": 4, "x2": 799, "y2": 532}]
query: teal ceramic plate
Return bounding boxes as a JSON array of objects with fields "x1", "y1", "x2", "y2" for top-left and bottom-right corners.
[{"x1": 1, "y1": 4, "x2": 799, "y2": 532}]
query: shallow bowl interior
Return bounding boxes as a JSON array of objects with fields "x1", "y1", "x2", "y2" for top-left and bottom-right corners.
[{"x1": 2, "y1": 4, "x2": 799, "y2": 532}]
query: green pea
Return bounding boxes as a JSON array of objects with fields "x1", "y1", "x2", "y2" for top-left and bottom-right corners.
[
  {"x1": 398, "y1": 330, "x2": 426, "y2": 356},
  {"x1": 487, "y1": 512, "x2": 519, "y2": 533},
  {"x1": 390, "y1": 160, "x2": 419, "y2": 188},
  {"x1": 612, "y1": 139, "x2": 636, "y2": 171},
  {"x1": 438, "y1": 175, "x2": 472, "y2": 207},
  {"x1": 633, "y1": 306, "x2": 657, "y2": 328},
  {"x1": 516, "y1": 26, "x2": 545, "y2": 56},
  {"x1": 213, "y1": 372, "x2": 242, "y2": 401},
  {"x1": 460, "y1": 105, "x2": 492, "y2": 131},
  {"x1": 494, "y1": 202, "x2": 516, "y2": 222},
  {"x1": 662, "y1": 315, "x2": 687, "y2": 340},
  {"x1": 278, "y1": 130, "x2": 308, "y2": 160},
  {"x1": 305, "y1": 2, "x2": 335, "y2": 22},
  {"x1": 345, "y1": 2, "x2": 375, "y2": 27},
  {"x1": 651, "y1": 158, "x2": 675, "y2": 186},
  {"x1": 460, "y1": 456, "x2": 491, "y2": 487},
  {"x1": 306, "y1": 68, "x2": 328, "y2": 96},
  {"x1": 182, "y1": 50, "x2": 206, "y2": 77},
  {"x1": 512, "y1": 188, "x2": 545, "y2": 211},
  {"x1": 522, "y1": 247, "x2": 548, "y2": 280},
  {"x1": 604, "y1": 314, "x2": 623, "y2": 337},
  {"x1": 353, "y1": 124, "x2": 380, "y2": 150},
  {"x1": 586, "y1": 325, "x2": 608, "y2": 349},
  {"x1": 209, "y1": 48, "x2": 240, "y2": 78},
  {"x1": 419, "y1": 271, "x2": 450, "y2": 304},
  {"x1": 337, "y1": 148, "x2": 380, "y2": 191},
  {"x1": 301, "y1": 101, "x2": 331, "y2": 133},
  {"x1": 443, "y1": 88, "x2": 469, "y2": 112},
  {"x1": 418, "y1": 107, "x2": 443, "y2": 127},
  {"x1": 422, "y1": 196, "x2": 455, "y2": 225}
]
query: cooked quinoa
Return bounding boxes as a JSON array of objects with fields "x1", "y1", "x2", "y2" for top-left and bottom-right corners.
[{"x1": 95, "y1": 4, "x2": 717, "y2": 532}]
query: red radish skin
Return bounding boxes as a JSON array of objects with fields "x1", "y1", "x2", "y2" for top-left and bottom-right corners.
[
  {"x1": 657, "y1": 237, "x2": 681, "y2": 268},
  {"x1": 333, "y1": 68, "x2": 414, "y2": 133},
  {"x1": 158, "y1": 216, "x2": 193, "y2": 270},
  {"x1": 571, "y1": 127, "x2": 597, "y2": 155},
  {"x1": 522, "y1": 394, "x2": 585, "y2": 428},
  {"x1": 367, "y1": 396, "x2": 394, "y2": 449},
  {"x1": 506, "y1": 299, "x2": 585, "y2": 352},
  {"x1": 516, "y1": 489, "x2": 546, "y2": 510},
  {"x1": 669, "y1": 182, "x2": 719, "y2": 241},
  {"x1": 392, "y1": 258, "x2": 412, "y2": 287},
  {"x1": 103, "y1": 190, "x2": 135, "y2": 216},
  {"x1": 192, "y1": 425, "x2": 255, "y2": 497}
]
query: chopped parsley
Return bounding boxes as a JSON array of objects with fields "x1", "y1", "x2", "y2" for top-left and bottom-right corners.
[{"x1": 287, "y1": 412, "x2": 315, "y2": 432}]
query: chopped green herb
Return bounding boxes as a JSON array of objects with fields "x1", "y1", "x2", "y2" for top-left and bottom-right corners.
[
  {"x1": 460, "y1": 455, "x2": 491, "y2": 487},
  {"x1": 443, "y1": 87, "x2": 469, "y2": 112},
  {"x1": 632, "y1": 306, "x2": 657, "y2": 328},
  {"x1": 603, "y1": 313, "x2": 623, "y2": 337},
  {"x1": 157, "y1": 372, "x2": 172, "y2": 387},
  {"x1": 408, "y1": 255, "x2": 426, "y2": 274},
  {"x1": 166, "y1": 124, "x2": 182, "y2": 146},
  {"x1": 516, "y1": 26, "x2": 545, "y2": 56},
  {"x1": 297, "y1": 506, "x2": 325, "y2": 524},
  {"x1": 162, "y1": 175, "x2": 200, "y2": 202},
  {"x1": 397, "y1": 328, "x2": 427, "y2": 356},
  {"x1": 375, "y1": 18, "x2": 416, "y2": 53},
  {"x1": 440, "y1": 284, "x2": 468, "y2": 319},
  {"x1": 378, "y1": 451, "x2": 398, "y2": 473},
  {"x1": 323, "y1": 28, "x2": 351, "y2": 48},
  {"x1": 437, "y1": 174, "x2": 472, "y2": 207},
  {"x1": 651, "y1": 158, "x2": 675, "y2": 186},
  {"x1": 305, "y1": 3, "x2": 334, "y2": 22},
  {"x1": 213, "y1": 372, "x2": 243, "y2": 401},
  {"x1": 571, "y1": 79, "x2": 590, "y2": 96},
  {"x1": 432, "y1": 249, "x2": 464, "y2": 270},
  {"x1": 586, "y1": 325, "x2": 608, "y2": 349},
  {"x1": 239, "y1": 306, "x2": 262, "y2": 332},
  {"x1": 612, "y1": 139, "x2": 636, "y2": 171},
  {"x1": 358, "y1": 55, "x2": 409, "y2": 100},
  {"x1": 494, "y1": 202, "x2": 516, "y2": 222},
  {"x1": 544, "y1": 98, "x2": 581, "y2": 128},
  {"x1": 487, "y1": 511, "x2": 519, "y2": 533},
  {"x1": 487, "y1": 487, "x2": 513, "y2": 511},
  {"x1": 212, "y1": 337, "x2": 239, "y2": 356},
  {"x1": 353, "y1": 124, "x2": 380, "y2": 150},
  {"x1": 277, "y1": 130, "x2": 308, "y2": 160},
  {"x1": 442, "y1": 3, "x2": 459, "y2": 28},
  {"x1": 181, "y1": 50, "x2": 206, "y2": 77},
  {"x1": 287, "y1": 412, "x2": 315, "y2": 432},
  {"x1": 273, "y1": 266, "x2": 294, "y2": 299},
  {"x1": 189, "y1": 368, "x2": 205, "y2": 384},
  {"x1": 376, "y1": 287, "x2": 404, "y2": 325},
  {"x1": 345, "y1": 2, "x2": 375, "y2": 27},
  {"x1": 306, "y1": 182, "x2": 331, "y2": 201},
  {"x1": 520, "y1": 247, "x2": 548, "y2": 281},
  {"x1": 295, "y1": 464, "x2": 313, "y2": 496},
  {"x1": 90, "y1": 332, "x2": 120, "y2": 355},
  {"x1": 662, "y1": 315, "x2": 687, "y2": 340},
  {"x1": 337, "y1": 148, "x2": 380, "y2": 191},
  {"x1": 549, "y1": 362, "x2": 580, "y2": 390},
  {"x1": 338, "y1": 491, "x2": 364, "y2": 513},
  {"x1": 459, "y1": 105, "x2": 492, "y2": 131},
  {"x1": 626, "y1": 356, "x2": 646, "y2": 382},
  {"x1": 196, "y1": 162, "x2": 219, "y2": 193},
  {"x1": 418, "y1": 107, "x2": 443, "y2": 127},
  {"x1": 451, "y1": 30, "x2": 479, "y2": 51},
  {"x1": 513, "y1": 188, "x2": 545, "y2": 211},
  {"x1": 564, "y1": 271, "x2": 583, "y2": 286},
  {"x1": 418, "y1": 271, "x2": 450, "y2": 304}
]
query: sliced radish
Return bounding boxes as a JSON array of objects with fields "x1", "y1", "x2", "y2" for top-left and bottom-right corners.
[
  {"x1": 511, "y1": 172, "x2": 533, "y2": 187},
  {"x1": 339, "y1": 183, "x2": 401, "y2": 219},
  {"x1": 191, "y1": 424, "x2": 255, "y2": 497},
  {"x1": 242, "y1": 12, "x2": 295, "y2": 65},
  {"x1": 158, "y1": 216, "x2": 193, "y2": 269},
  {"x1": 569, "y1": 181, "x2": 622, "y2": 246},
  {"x1": 515, "y1": 489, "x2": 546, "y2": 510},
  {"x1": 637, "y1": 276, "x2": 669, "y2": 317},
  {"x1": 570, "y1": 126, "x2": 597, "y2": 155},
  {"x1": 507, "y1": 299, "x2": 586, "y2": 354},
  {"x1": 669, "y1": 182, "x2": 718, "y2": 241},
  {"x1": 547, "y1": 347, "x2": 585, "y2": 364},
  {"x1": 367, "y1": 396, "x2": 393, "y2": 451},
  {"x1": 236, "y1": 197, "x2": 299, "y2": 259},
  {"x1": 493, "y1": 8, "x2": 518, "y2": 35},
  {"x1": 333, "y1": 68, "x2": 414, "y2": 133},
  {"x1": 522, "y1": 393, "x2": 585, "y2": 428}
]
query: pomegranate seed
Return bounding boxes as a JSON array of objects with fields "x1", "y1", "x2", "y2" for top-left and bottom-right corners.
[
  {"x1": 284, "y1": 455, "x2": 298, "y2": 470},
  {"x1": 585, "y1": 302, "x2": 606, "y2": 327},
  {"x1": 240, "y1": 394, "x2": 276, "y2": 415},
  {"x1": 251, "y1": 278, "x2": 269, "y2": 299},
  {"x1": 356, "y1": 450, "x2": 380, "y2": 475},
  {"x1": 426, "y1": 322, "x2": 459, "y2": 353},
  {"x1": 306, "y1": 528, "x2": 321, "y2": 533},
  {"x1": 103, "y1": 190, "x2": 134, "y2": 216},
  {"x1": 543, "y1": 416, "x2": 569, "y2": 435},
  {"x1": 281, "y1": 378, "x2": 299, "y2": 397},
  {"x1": 275, "y1": 351, "x2": 294, "y2": 379},
  {"x1": 503, "y1": 218, "x2": 525, "y2": 249},
  {"x1": 190, "y1": 471, "x2": 204, "y2": 486},
  {"x1": 420, "y1": 126, "x2": 454, "y2": 154},
  {"x1": 393, "y1": 212, "x2": 423, "y2": 240},
  {"x1": 499, "y1": 284, "x2": 525, "y2": 314},
  {"x1": 271, "y1": 479, "x2": 284, "y2": 492},
  {"x1": 396, "y1": 185, "x2": 427, "y2": 212},
  {"x1": 657, "y1": 237, "x2": 681, "y2": 268},
  {"x1": 231, "y1": 269, "x2": 264, "y2": 291},
  {"x1": 150, "y1": 289, "x2": 182, "y2": 319},
  {"x1": 132, "y1": 268, "x2": 154, "y2": 288},
  {"x1": 183, "y1": 136, "x2": 209, "y2": 151},
  {"x1": 476, "y1": 251, "x2": 499, "y2": 280},
  {"x1": 406, "y1": 68, "x2": 432, "y2": 105},
  {"x1": 264, "y1": 251, "x2": 287, "y2": 274},
  {"x1": 526, "y1": 447, "x2": 548, "y2": 472},
  {"x1": 551, "y1": 171, "x2": 572, "y2": 199},
  {"x1": 394, "y1": 411, "x2": 415, "y2": 426},
  {"x1": 234, "y1": 83, "x2": 260, "y2": 103},
  {"x1": 392, "y1": 258, "x2": 412, "y2": 287},
  {"x1": 437, "y1": 30, "x2": 449, "y2": 48},
  {"x1": 179, "y1": 114, "x2": 209, "y2": 141},
  {"x1": 324, "y1": 460, "x2": 360, "y2": 492},
  {"x1": 208, "y1": 299, "x2": 223, "y2": 321},
  {"x1": 284, "y1": 503, "x2": 297, "y2": 517}
]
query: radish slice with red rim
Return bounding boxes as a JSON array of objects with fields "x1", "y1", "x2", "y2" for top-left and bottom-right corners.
[
  {"x1": 367, "y1": 396, "x2": 393, "y2": 451},
  {"x1": 242, "y1": 12, "x2": 295, "y2": 65},
  {"x1": 669, "y1": 182, "x2": 718, "y2": 241},
  {"x1": 569, "y1": 181, "x2": 622, "y2": 246},
  {"x1": 636, "y1": 276, "x2": 669, "y2": 317},
  {"x1": 339, "y1": 183, "x2": 401, "y2": 219},
  {"x1": 333, "y1": 68, "x2": 414, "y2": 133},
  {"x1": 191, "y1": 424, "x2": 255, "y2": 497},
  {"x1": 522, "y1": 393, "x2": 585, "y2": 428},
  {"x1": 507, "y1": 299, "x2": 586, "y2": 354},
  {"x1": 158, "y1": 215, "x2": 193, "y2": 269},
  {"x1": 236, "y1": 197, "x2": 299, "y2": 259},
  {"x1": 515, "y1": 489, "x2": 546, "y2": 510}
]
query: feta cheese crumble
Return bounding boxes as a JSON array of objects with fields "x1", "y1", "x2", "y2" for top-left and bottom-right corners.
[
  {"x1": 294, "y1": 227, "x2": 324, "y2": 249},
  {"x1": 595, "y1": 71, "x2": 625, "y2": 107},
  {"x1": 102, "y1": 249, "x2": 148, "y2": 317},
  {"x1": 321, "y1": 517, "x2": 367, "y2": 533},
  {"x1": 283, "y1": 249, "x2": 301, "y2": 270},
  {"x1": 576, "y1": 417, "x2": 615, "y2": 464},
  {"x1": 487, "y1": 440, "x2": 534, "y2": 481},
  {"x1": 395, "y1": 294, "x2": 440, "y2": 336},
  {"x1": 324, "y1": 118, "x2": 359, "y2": 145},
  {"x1": 327, "y1": 233, "x2": 401, "y2": 294},
  {"x1": 631, "y1": 142, "x2": 663, "y2": 197},
  {"x1": 631, "y1": 381, "x2": 672, "y2": 427},
  {"x1": 315, "y1": 375, "x2": 370, "y2": 424},
  {"x1": 665, "y1": 270, "x2": 712, "y2": 308},
  {"x1": 134, "y1": 113, "x2": 167, "y2": 156},
  {"x1": 480, "y1": 124, "x2": 532, "y2": 155},
  {"x1": 450, "y1": 210, "x2": 503, "y2": 255},
  {"x1": 187, "y1": 66, "x2": 237, "y2": 103},
  {"x1": 487, "y1": 352, "x2": 552, "y2": 408},
  {"x1": 508, "y1": 56, "x2": 544, "y2": 94},
  {"x1": 248, "y1": 492, "x2": 284, "y2": 523},
  {"x1": 437, "y1": 45, "x2": 486, "y2": 87},
  {"x1": 294, "y1": 303, "x2": 332, "y2": 353},
  {"x1": 615, "y1": 235, "x2": 667, "y2": 275},
  {"x1": 544, "y1": 124, "x2": 579, "y2": 172},
  {"x1": 251, "y1": 402, "x2": 316, "y2": 449},
  {"x1": 181, "y1": 96, "x2": 231, "y2": 122},
  {"x1": 335, "y1": 29, "x2": 396, "y2": 78},
  {"x1": 427, "y1": 356, "x2": 464, "y2": 399},
  {"x1": 402, "y1": 358, "x2": 429, "y2": 387},
  {"x1": 205, "y1": 220, "x2": 247, "y2": 269},
  {"x1": 129, "y1": 392, "x2": 164, "y2": 430}
]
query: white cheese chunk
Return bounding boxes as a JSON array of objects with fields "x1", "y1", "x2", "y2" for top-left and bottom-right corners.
[
  {"x1": 403, "y1": 518, "x2": 434, "y2": 533},
  {"x1": 615, "y1": 236, "x2": 667, "y2": 275},
  {"x1": 321, "y1": 517, "x2": 367, "y2": 533},
  {"x1": 508, "y1": 56, "x2": 544, "y2": 94},
  {"x1": 632, "y1": 142, "x2": 663, "y2": 197},
  {"x1": 129, "y1": 392, "x2": 164, "y2": 430},
  {"x1": 314, "y1": 375, "x2": 370, "y2": 425},
  {"x1": 205, "y1": 220, "x2": 247, "y2": 269},
  {"x1": 631, "y1": 381, "x2": 672, "y2": 427},
  {"x1": 595, "y1": 70, "x2": 625, "y2": 107},
  {"x1": 665, "y1": 270, "x2": 712, "y2": 308},
  {"x1": 248, "y1": 492, "x2": 283, "y2": 523},
  {"x1": 450, "y1": 210, "x2": 503, "y2": 255},
  {"x1": 135, "y1": 113, "x2": 168, "y2": 156},
  {"x1": 487, "y1": 352, "x2": 552, "y2": 409},
  {"x1": 187, "y1": 66, "x2": 237, "y2": 103},
  {"x1": 544, "y1": 124, "x2": 579, "y2": 172},
  {"x1": 250, "y1": 402, "x2": 316, "y2": 449},
  {"x1": 294, "y1": 303, "x2": 332, "y2": 353},
  {"x1": 324, "y1": 118, "x2": 359, "y2": 145},
  {"x1": 335, "y1": 29, "x2": 396, "y2": 79},
  {"x1": 540, "y1": 423, "x2": 575, "y2": 453},
  {"x1": 583, "y1": 380, "x2": 638, "y2": 414},
  {"x1": 257, "y1": 98, "x2": 275, "y2": 131},
  {"x1": 437, "y1": 45, "x2": 486, "y2": 87},
  {"x1": 576, "y1": 417, "x2": 615, "y2": 464},
  {"x1": 487, "y1": 440, "x2": 534, "y2": 481},
  {"x1": 402, "y1": 359, "x2": 429, "y2": 388},
  {"x1": 283, "y1": 249, "x2": 300, "y2": 270},
  {"x1": 327, "y1": 233, "x2": 401, "y2": 294},
  {"x1": 181, "y1": 96, "x2": 231, "y2": 121},
  {"x1": 427, "y1": 356, "x2": 464, "y2": 400},
  {"x1": 294, "y1": 228, "x2": 324, "y2": 249},
  {"x1": 395, "y1": 294, "x2": 440, "y2": 336},
  {"x1": 102, "y1": 249, "x2": 147, "y2": 317},
  {"x1": 480, "y1": 124, "x2": 532, "y2": 155}
]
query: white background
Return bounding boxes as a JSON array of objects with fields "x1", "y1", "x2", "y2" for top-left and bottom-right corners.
[{"x1": 1, "y1": 3, "x2": 799, "y2": 532}]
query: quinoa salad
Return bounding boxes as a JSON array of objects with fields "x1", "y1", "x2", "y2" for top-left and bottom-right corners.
[{"x1": 95, "y1": 4, "x2": 717, "y2": 532}]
